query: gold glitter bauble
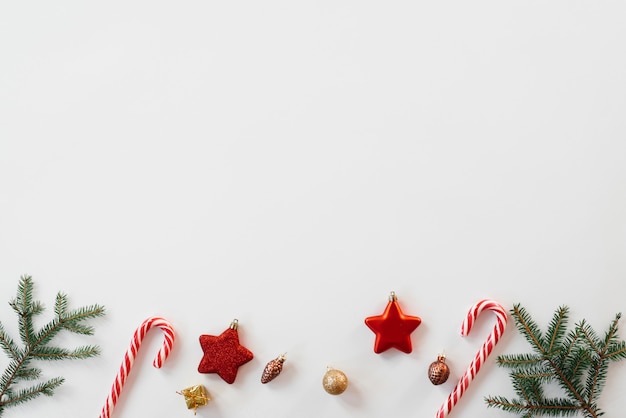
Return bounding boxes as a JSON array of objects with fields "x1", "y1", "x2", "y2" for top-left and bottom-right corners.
[
  {"x1": 322, "y1": 368, "x2": 348, "y2": 395},
  {"x1": 428, "y1": 355, "x2": 450, "y2": 385}
]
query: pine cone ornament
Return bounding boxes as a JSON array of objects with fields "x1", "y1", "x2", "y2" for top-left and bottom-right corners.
[
  {"x1": 428, "y1": 355, "x2": 450, "y2": 385},
  {"x1": 261, "y1": 354, "x2": 286, "y2": 383}
]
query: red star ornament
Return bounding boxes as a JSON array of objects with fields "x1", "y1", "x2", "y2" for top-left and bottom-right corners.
[
  {"x1": 198, "y1": 319, "x2": 254, "y2": 384},
  {"x1": 365, "y1": 292, "x2": 422, "y2": 354}
]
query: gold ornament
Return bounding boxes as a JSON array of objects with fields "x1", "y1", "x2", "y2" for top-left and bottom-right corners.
[
  {"x1": 177, "y1": 385, "x2": 210, "y2": 415},
  {"x1": 428, "y1": 355, "x2": 450, "y2": 385},
  {"x1": 322, "y1": 367, "x2": 348, "y2": 395},
  {"x1": 261, "y1": 353, "x2": 286, "y2": 383}
]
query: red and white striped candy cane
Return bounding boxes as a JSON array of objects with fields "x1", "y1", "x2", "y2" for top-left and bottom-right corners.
[
  {"x1": 99, "y1": 316, "x2": 175, "y2": 418},
  {"x1": 436, "y1": 299, "x2": 507, "y2": 418}
]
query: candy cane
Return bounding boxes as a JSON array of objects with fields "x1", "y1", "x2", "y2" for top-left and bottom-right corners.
[
  {"x1": 99, "y1": 316, "x2": 175, "y2": 418},
  {"x1": 436, "y1": 299, "x2": 507, "y2": 418}
]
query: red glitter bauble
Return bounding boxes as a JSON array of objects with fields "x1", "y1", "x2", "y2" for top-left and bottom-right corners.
[{"x1": 198, "y1": 321, "x2": 253, "y2": 384}]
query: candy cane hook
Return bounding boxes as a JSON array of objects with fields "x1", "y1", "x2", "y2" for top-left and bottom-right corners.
[
  {"x1": 436, "y1": 299, "x2": 507, "y2": 418},
  {"x1": 99, "y1": 316, "x2": 175, "y2": 418}
]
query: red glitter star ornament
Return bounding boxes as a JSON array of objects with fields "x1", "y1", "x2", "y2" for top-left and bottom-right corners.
[
  {"x1": 365, "y1": 292, "x2": 422, "y2": 354},
  {"x1": 198, "y1": 319, "x2": 254, "y2": 384}
]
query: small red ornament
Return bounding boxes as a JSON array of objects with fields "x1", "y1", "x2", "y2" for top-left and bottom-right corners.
[
  {"x1": 198, "y1": 319, "x2": 254, "y2": 384},
  {"x1": 364, "y1": 291, "x2": 422, "y2": 354}
]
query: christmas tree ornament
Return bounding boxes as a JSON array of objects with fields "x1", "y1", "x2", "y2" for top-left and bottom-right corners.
[
  {"x1": 177, "y1": 385, "x2": 210, "y2": 415},
  {"x1": 436, "y1": 299, "x2": 507, "y2": 418},
  {"x1": 428, "y1": 355, "x2": 450, "y2": 385},
  {"x1": 198, "y1": 319, "x2": 254, "y2": 384},
  {"x1": 261, "y1": 353, "x2": 286, "y2": 383},
  {"x1": 100, "y1": 316, "x2": 175, "y2": 418},
  {"x1": 322, "y1": 367, "x2": 348, "y2": 395},
  {"x1": 0, "y1": 275, "x2": 105, "y2": 416},
  {"x1": 364, "y1": 291, "x2": 422, "y2": 354},
  {"x1": 486, "y1": 305, "x2": 626, "y2": 417}
]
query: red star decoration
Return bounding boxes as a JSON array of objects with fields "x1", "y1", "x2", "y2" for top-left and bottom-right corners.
[
  {"x1": 198, "y1": 322, "x2": 253, "y2": 384},
  {"x1": 365, "y1": 293, "x2": 422, "y2": 354}
]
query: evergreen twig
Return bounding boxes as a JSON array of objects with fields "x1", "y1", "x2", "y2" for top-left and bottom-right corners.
[
  {"x1": 485, "y1": 304, "x2": 626, "y2": 417},
  {"x1": 0, "y1": 275, "x2": 105, "y2": 416}
]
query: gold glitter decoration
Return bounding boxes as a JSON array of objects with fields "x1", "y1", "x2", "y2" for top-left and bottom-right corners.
[
  {"x1": 322, "y1": 367, "x2": 348, "y2": 395},
  {"x1": 177, "y1": 385, "x2": 210, "y2": 415}
]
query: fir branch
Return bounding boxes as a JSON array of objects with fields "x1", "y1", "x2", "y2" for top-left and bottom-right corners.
[
  {"x1": 512, "y1": 371, "x2": 546, "y2": 404},
  {"x1": 512, "y1": 368, "x2": 554, "y2": 383},
  {"x1": 559, "y1": 327, "x2": 583, "y2": 365},
  {"x1": 13, "y1": 366, "x2": 41, "y2": 382},
  {"x1": 604, "y1": 315, "x2": 626, "y2": 362},
  {"x1": 512, "y1": 304, "x2": 547, "y2": 354},
  {"x1": 578, "y1": 320, "x2": 601, "y2": 354},
  {"x1": 0, "y1": 377, "x2": 64, "y2": 409},
  {"x1": 605, "y1": 341, "x2": 626, "y2": 361},
  {"x1": 486, "y1": 304, "x2": 625, "y2": 417},
  {"x1": 0, "y1": 324, "x2": 20, "y2": 359},
  {"x1": 0, "y1": 275, "x2": 105, "y2": 416},
  {"x1": 498, "y1": 352, "x2": 545, "y2": 369},
  {"x1": 31, "y1": 345, "x2": 100, "y2": 360},
  {"x1": 486, "y1": 395, "x2": 581, "y2": 416},
  {"x1": 561, "y1": 347, "x2": 590, "y2": 395},
  {"x1": 53, "y1": 292, "x2": 68, "y2": 317},
  {"x1": 584, "y1": 358, "x2": 607, "y2": 407},
  {"x1": 546, "y1": 306, "x2": 569, "y2": 355}
]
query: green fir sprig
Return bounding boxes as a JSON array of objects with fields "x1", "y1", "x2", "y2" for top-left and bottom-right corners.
[
  {"x1": 0, "y1": 275, "x2": 105, "y2": 416},
  {"x1": 485, "y1": 304, "x2": 626, "y2": 417}
]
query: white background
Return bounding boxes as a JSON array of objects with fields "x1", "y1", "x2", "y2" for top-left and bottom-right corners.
[{"x1": 1, "y1": 2, "x2": 625, "y2": 417}]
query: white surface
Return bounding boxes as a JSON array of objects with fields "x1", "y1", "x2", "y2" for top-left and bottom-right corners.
[{"x1": 1, "y1": 2, "x2": 626, "y2": 417}]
